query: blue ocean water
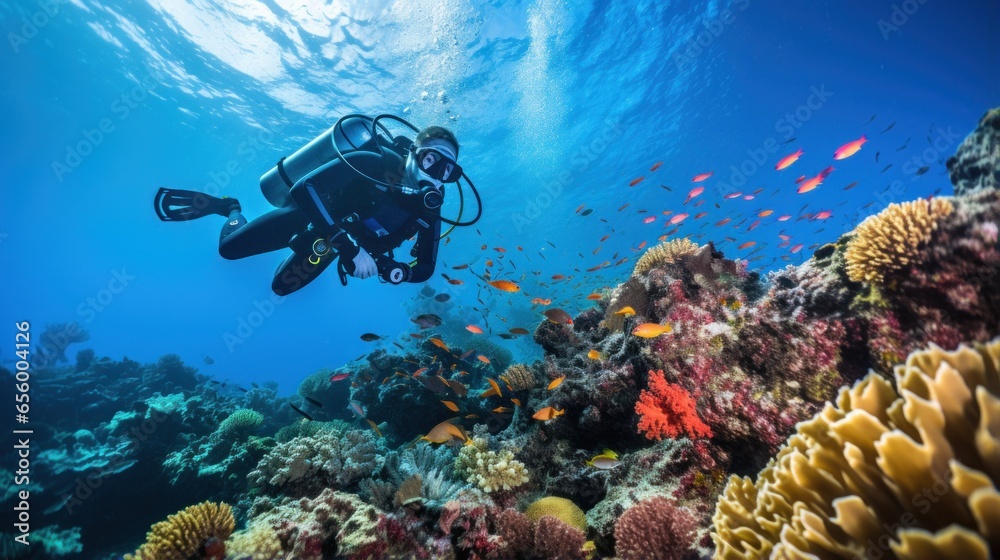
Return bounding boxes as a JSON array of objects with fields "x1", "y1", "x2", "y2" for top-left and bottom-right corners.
[{"x1": 0, "y1": 0, "x2": 996, "y2": 398}]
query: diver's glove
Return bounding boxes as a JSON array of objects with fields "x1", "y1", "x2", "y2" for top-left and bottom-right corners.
[{"x1": 351, "y1": 247, "x2": 378, "y2": 280}]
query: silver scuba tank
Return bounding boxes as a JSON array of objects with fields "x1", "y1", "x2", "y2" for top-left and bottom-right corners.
[{"x1": 259, "y1": 115, "x2": 384, "y2": 208}]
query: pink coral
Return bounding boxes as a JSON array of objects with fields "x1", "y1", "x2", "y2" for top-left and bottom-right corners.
[
  {"x1": 533, "y1": 516, "x2": 588, "y2": 560},
  {"x1": 614, "y1": 496, "x2": 698, "y2": 560},
  {"x1": 635, "y1": 370, "x2": 712, "y2": 441}
]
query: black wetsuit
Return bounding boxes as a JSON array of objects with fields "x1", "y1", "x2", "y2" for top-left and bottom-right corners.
[{"x1": 219, "y1": 146, "x2": 441, "y2": 295}]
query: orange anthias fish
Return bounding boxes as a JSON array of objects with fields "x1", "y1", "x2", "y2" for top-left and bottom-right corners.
[
  {"x1": 629, "y1": 176, "x2": 645, "y2": 187},
  {"x1": 488, "y1": 280, "x2": 520, "y2": 292},
  {"x1": 613, "y1": 306, "x2": 636, "y2": 316},
  {"x1": 790, "y1": 244, "x2": 804, "y2": 253},
  {"x1": 692, "y1": 172, "x2": 713, "y2": 182},
  {"x1": 758, "y1": 210, "x2": 774, "y2": 217},
  {"x1": 586, "y1": 293, "x2": 602, "y2": 300},
  {"x1": 587, "y1": 349, "x2": 601, "y2": 360},
  {"x1": 797, "y1": 166, "x2": 835, "y2": 194},
  {"x1": 738, "y1": 241, "x2": 756, "y2": 249},
  {"x1": 441, "y1": 400, "x2": 460, "y2": 412},
  {"x1": 775, "y1": 148, "x2": 804, "y2": 170},
  {"x1": 466, "y1": 325, "x2": 484, "y2": 334},
  {"x1": 422, "y1": 420, "x2": 468, "y2": 444},
  {"x1": 532, "y1": 406, "x2": 565, "y2": 421},
  {"x1": 715, "y1": 217, "x2": 731, "y2": 227},
  {"x1": 650, "y1": 161, "x2": 663, "y2": 171},
  {"x1": 547, "y1": 375, "x2": 566, "y2": 390},
  {"x1": 478, "y1": 355, "x2": 492, "y2": 365},
  {"x1": 632, "y1": 323, "x2": 673, "y2": 338},
  {"x1": 684, "y1": 186, "x2": 704, "y2": 204},
  {"x1": 834, "y1": 135, "x2": 867, "y2": 160},
  {"x1": 813, "y1": 210, "x2": 833, "y2": 220},
  {"x1": 429, "y1": 338, "x2": 449, "y2": 351}
]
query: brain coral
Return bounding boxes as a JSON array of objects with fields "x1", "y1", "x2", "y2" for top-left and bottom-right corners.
[
  {"x1": 524, "y1": 496, "x2": 588, "y2": 532},
  {"x1": 711, "y1": 338, "x2": 1000, "y2": 560},
  {"x1": 633, "y1": 238, "x2": 700, "y2": 276},
  {"x1": 125, "y1": 501, "x2": 234, "y2": 560},
  {"x1": 845, "y1": 198, "x2": 954, "y2": 284}
]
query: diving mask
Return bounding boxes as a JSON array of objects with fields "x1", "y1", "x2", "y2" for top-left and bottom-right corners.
[{"x1": 409, "y1": 145, "x2": 462, "y2": 183}]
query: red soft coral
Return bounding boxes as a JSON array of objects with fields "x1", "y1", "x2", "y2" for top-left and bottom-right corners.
[{"x1": 635, "y1": 369, "x2": 712, "y2": 441}]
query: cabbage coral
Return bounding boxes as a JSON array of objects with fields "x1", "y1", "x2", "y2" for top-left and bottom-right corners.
[
  {"x1": 711, "y1": 338, "x2": 1000, "y2": 560},
  {"x1": 125, "y1": 501, "x2": 234, "y2": 560},
  {"x1": 633, "y1": 238, "x2": 700, "y2": 276},
  {"x1": 845, "y1": 198, "x2": 954, "y2": 284}
]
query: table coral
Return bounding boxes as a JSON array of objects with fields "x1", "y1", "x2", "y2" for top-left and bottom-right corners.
[{"x1": 712, "y1": 338, "x2": 1000, "y2": 559}]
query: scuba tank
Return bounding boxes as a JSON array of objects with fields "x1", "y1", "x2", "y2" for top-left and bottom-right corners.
[{"x1": 259, "y1": 115, "x2": 394, "y2": 208}]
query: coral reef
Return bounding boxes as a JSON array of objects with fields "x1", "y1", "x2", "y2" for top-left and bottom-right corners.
[
  {"x1": 947, "y1": 107, "x2": 1000, "y2": 196},
  {"x1": 501, "y1": 363, "x2": 538, "y2": 391},
  {"x1": 636, "y1": 369, "x2": 712, "y2": 441},
  {"x1": 845, "y1": 197, "x2": 954, "y2": 284},
  {"x1": 524, "y1": 496, "x2": 588, "y2": 531},
  {"x1": 615, "y1": 496, "x2": 699, "y2": 560},
  {"x1": 248, "y1": 429, "x2": 386, "y2": 498},
  {"x1": 712, "y1": 339, "x2": 1000, "y2": 559},
  {"x1": 125, "y1": 501, "x2": 234, "y2": 560},
  {"x1": 455, "y1": 437, "x2": 531, "y2": 493},
  {"x1": 633, "y1": 238, "x2": 701, "y2": 276}
]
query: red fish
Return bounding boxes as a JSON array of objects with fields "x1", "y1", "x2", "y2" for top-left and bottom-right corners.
[
  {"x1": 694, "y1": 212, "x2": 708, "y2": 219},
  {"x1": 724, "y1": 192, "x2": 742, "y2": 199},
  {"x1": 685, "y1": 186, "x2": 704, "y2": 204},
  {"x1": 650, "y1": 162, "x2": 663, "y2": 171},
  {"x1": 330, "y1": 372, "x2": 351, "y2": 382},
  {"x1": 813, "y1": 210, "x2": 833, "y2": 220},
  {"x1": 715, "y1": 217, "x2": 731, "y2": 226},
  {"x1": 790, "y1": 244, "x2": 804, "y2": 253},
  {"x1": 629, "y1": 176, "x2": 645, "y2": 187},
  {"x1": 747, "y1": 220, "x2": 761, "y2": 231},
  {"x1": 643, "y1": 216, "x2": 656, "y2": 224},
  {"x1": 777, "y1": 215, "x2": 791, "y2": 221},
  {"x1": 692, "y1": 172, "x2": 713, "y2": 182},
  {"x1": 738, "y1": 241, "x2": 756, "y2": 249},
  {"x1": 794, "y1": 175, "x2": 806, "y2": 184},
  {"x1": 775, "y1": 148, "x2": 803, "y2": 170},
  {"x1": 834, "y1": 135, "x2": 866, "y2": 160},
  {"x1": 742, "y1": 195, "x2": 755, "y2": 200},
  {"x1": 669, "y1": 213, "x2": 689, "y2": 225}
]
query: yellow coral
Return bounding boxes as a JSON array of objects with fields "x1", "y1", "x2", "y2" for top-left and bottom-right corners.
[
  {"x1": 712, "y1": 338, "x2": 1000, "y2": 560},
  {"x1": 500, "y1": 364, "x2": 537, "y2": 391},
  {"x1": 633, "y1": 238, "x2": 700, "y2": 276},
  {"x1": 126, "y1": 501, "x2": 234, "y2": 560},
  {"x1": 525, "y1": 496, "x2": 588, "y2": 532},
  {"x1": 845, "y1": 198, "x2": 954, "y2": 284},
  {"x1": 455, "y1": 438, "x2": 530, "y2": 493}
]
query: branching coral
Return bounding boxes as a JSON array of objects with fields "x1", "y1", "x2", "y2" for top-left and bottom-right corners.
[
  {"x1": 845, "y1": 198, "x2": 954, "y2": 284},
  {"x1": 634, "y1": 238, "x2": 700, "y2": 276},
  {"x1": 501, "y1": 363, "x2": 537, "y2": 391},
  {"x1": 615, "y1": 496, "x2": 698, "y2": 560},
  {"x1": 125, "y1": 501, "x2": 234, "y2": 560},
  {"x1": 712, "y1": 338, "x2": 1000, "y2": 559},
  {"x1": 248, "y1": 429, "x2": 385, "y2": 497},
  {"x1": 636, "y1": 369, "x2": 712, "y2": 441},
  {"x1": 454, "y1": 438, "x2": 530, "y2": 493}
]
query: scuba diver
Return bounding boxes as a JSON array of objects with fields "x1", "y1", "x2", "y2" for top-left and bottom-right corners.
[{"x1": 153, "y1": 114, "x2": 481, "y2": 296}]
